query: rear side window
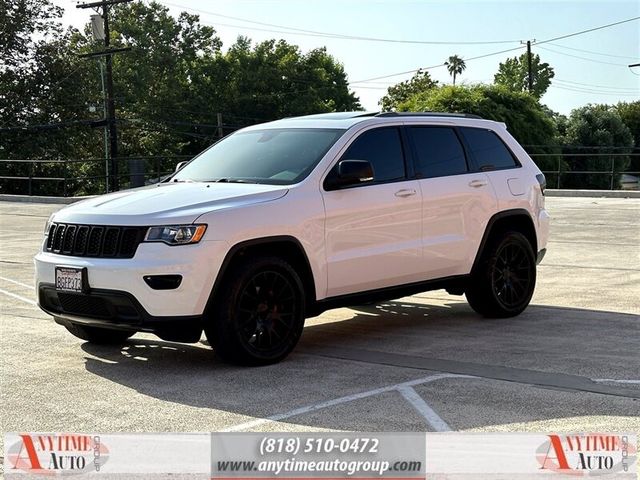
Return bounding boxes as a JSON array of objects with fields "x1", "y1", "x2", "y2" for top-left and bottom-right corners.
[
  {"x1": 340, "y1": 127, "x2": 405, "y2": 182},
  {"x1": 460, "y1": 127, "x2": 519, "y2": 170},
  {"x1": 410, "y1": 127, "x2": 468, "y2": 178}
]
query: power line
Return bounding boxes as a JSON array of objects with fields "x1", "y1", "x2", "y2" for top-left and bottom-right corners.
[
  {"x1": 554, "y1": 78, "x2": 639, "y2": 92},
  {"x1": 536, "y1": 45, "x2": 629, "y2": 67},
  {"x1": 546, "y1": 43, "x2": 639, "y2": 60},
  {"x1": 352, "y1": 46, "x2": 525, "y2": 83},
  {"x1": 351, "y1": 16, "x2": 640, "y2": 84},
  {"x1": 158, "y1": 1, "x2": 521, "y2": 45},
  {"x1": 549, "y1": 84, "x2": 640, "y2": 96},
  {"x1": 535, "y1": 16, "x2": 640, "y2": 45}
]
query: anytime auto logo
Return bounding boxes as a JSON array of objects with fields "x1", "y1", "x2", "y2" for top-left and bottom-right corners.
[
  {"x1": 6, "y1": 433, "x2": 109, "y2": 476},
  {"x1": 536, "y1": 434, "x2": 636, "y2": 476}
]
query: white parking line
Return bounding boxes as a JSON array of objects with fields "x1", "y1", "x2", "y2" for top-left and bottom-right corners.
[
  {"x1": 397, "y1": 385, "x2": 451, "y2": 432},
  {"x1": 0, "y1": 276, "x2": 33, "y2": 290},
  {"x1": 223, "y1": 373, "x2": 468, "y2": 432},
  {"x1": 594, "y1": 379, "x2": 640, "y2": 384},
  {"x1": 0, "y1": 288, "x2": 37, "y2": 306}
]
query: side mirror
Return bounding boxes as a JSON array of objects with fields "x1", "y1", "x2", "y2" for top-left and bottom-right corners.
[
  {"x1": 175, "y1": 161, "x2": 189, "y2": 172},
  {"x1": 325, "y1": 159, "x2": 374, "y2": 190}
]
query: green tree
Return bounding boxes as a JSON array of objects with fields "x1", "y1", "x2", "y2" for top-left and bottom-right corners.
[
  {"x1": 563, "y1": 105, "x2": 634, "y2": 189},
  {"x1": 0, "y1": 0, "x2": 100, "y2": 194},
  {"x1": 379, "y1": 69, "x2": 438, "y2": 111},
  {"x1": 494, "y1": 53, "x2": 554, "y2": 99},
  {"x1": 614, "y1": 101, "x2": 640, "y2": 147},
  {"x1": 444, "y1": 55, "x2": 466, "y2": 85},
  {"x1": 1, "y1": 0, "x2": 362, "y2": 195}
]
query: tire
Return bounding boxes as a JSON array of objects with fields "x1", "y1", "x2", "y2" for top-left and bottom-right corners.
[
  {"x1": 204, "y1": 256, "x2": 306, "y2": 366},
  {"x1": 64, "y1": 323, "x2": 134, "y2": 344},
  {"x1": 465, "y1": 231, "x2": 536, "y2": 318}
]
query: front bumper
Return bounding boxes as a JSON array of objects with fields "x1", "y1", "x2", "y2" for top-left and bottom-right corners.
[
  {"x1": 34, "y1": 240, "x2": 228, "y2": 317},
  {"x1": 38, "y1": 284, "x2": 203, "y2": 342}
]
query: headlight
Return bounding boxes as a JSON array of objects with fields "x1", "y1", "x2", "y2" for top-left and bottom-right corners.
[{"x1": 144, "y1": 224, "x2": 207, "y2": 245}]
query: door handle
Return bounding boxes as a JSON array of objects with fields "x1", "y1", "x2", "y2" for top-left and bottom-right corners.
[
  {"x1": 468, "y1": 179, "x2": 488, "y2": 188},
  {"x1": 395, "y1": 189, "x2": 417, "y2": 197}
]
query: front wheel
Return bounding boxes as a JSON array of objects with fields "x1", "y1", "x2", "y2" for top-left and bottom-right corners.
[
  {"x1": 465, "y1": 231, "x2": 536, "y2": 318},
  {"x1": 205, "y1": 256, "x2": 306, "y2": 365},
  {"x1": 64, "y1": 323, "x2": 134, "y2": 344}
]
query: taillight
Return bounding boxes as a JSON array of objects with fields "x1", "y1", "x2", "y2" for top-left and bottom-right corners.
[{"x1": 536, "y1": 173, "x2": 546, "y2": 195}]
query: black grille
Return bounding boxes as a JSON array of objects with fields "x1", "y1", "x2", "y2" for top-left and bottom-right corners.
[
  {"x1": 45, "y1": 223, "x2": 146, "y2": 258},
  {"x1": 58, "y1": 293, "x2": 110, "y2": 318}
]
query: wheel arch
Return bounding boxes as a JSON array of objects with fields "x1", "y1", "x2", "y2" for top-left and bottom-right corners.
[
  {"x1": 206, "y1": 236, "x2": 317, "y2": 314},
  {"x1": 472, "y1": 209, "x2": 538, "y2": 271}
]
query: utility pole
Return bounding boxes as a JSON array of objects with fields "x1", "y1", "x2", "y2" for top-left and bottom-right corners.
[
  {"x1": 526, "y1": 40, "x2": 533, "y2": 94},
  {"x1": 216, "y1": 113, "x2": 223, "y2": 139},
  {"x1": 77, "y1": 0, "x2": 132, "y2": 192}
]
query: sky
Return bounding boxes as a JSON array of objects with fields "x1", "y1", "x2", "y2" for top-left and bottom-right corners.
[{"x1": 54, "y1": 0, "x2": 640, "y2": 114}]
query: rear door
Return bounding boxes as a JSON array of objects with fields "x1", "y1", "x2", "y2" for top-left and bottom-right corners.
[
  {"x1": 458, "y1": 126, "x2": 525, "y2": 210},
  {"x1": 321, "y1": 126, "x2": 423, "y2": 297},
  {"x1": 407, "y1": 125, "x2": 497, "y2": 278}
]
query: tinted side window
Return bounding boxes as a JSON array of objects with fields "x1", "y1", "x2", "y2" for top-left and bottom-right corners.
[
  {"x1": 340, "y1": 127, "x2": 405, "y2": 182},
  {"x1": 410, "y1": 127, "x2": 468, "y2": 178},
  {"x1": 460, "y1": 127, "x2": 519, "y2": 170}
]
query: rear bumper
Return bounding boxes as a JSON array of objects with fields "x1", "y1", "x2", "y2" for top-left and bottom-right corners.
[{"x1": 38, "y1": 284, "x2": 203, "y2": 342}]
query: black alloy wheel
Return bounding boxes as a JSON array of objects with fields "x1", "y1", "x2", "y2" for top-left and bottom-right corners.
[
  {"x1": 490, "y1": 241, "x2": 534, "y2": 309},
  {"x1": 236, "y1": 270, "x2": 298, "y2": 355},
  {"x1": 205, "y1": 256, "x2": 305, "y2": 365},
  {"x1": 466, "y1": 231, "x2": 536, "y2": 318}
]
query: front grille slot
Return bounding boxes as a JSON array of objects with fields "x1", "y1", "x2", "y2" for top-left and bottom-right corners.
[
  {"x1": 62, "y1": 225, "x2": 76, "y2": 254},
  {"x1": 45, "y1": 223, "x2": 145, "y2": 259},
  {"x1": 102, "y1": 228, "x2": 120, "y2": 256},
  {"x1": 74, "y1": 226, "x2": 89, "y2": 255}
]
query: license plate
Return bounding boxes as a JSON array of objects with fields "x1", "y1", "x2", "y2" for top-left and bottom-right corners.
[{"x1": 55, "y1": 266, "x2": 87, "y2": 293}]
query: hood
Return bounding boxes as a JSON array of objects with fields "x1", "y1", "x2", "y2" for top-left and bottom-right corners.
[{"x1": 53, "y1": 182, "x2": 289, "y2": 226}]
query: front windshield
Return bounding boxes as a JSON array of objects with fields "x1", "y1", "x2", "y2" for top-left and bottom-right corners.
[{"x1": 172, "y1": 128, "x2": 345, "y2": 185}]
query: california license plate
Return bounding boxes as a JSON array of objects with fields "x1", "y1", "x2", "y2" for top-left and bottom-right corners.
[{"x1": 55, "y1": 266, "x2": 86, "y2": 293}]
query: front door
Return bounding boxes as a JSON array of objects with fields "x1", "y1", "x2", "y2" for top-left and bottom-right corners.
[{"x1": 321, "y1": 126, "x2": 423, "y2": 297}]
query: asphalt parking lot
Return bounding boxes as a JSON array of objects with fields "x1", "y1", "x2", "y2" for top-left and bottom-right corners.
[{"x1": 1, "y1": 197, "x2": 638, "y2": 455}]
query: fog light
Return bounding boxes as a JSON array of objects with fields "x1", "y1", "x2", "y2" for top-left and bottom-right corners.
[{"x1": 143, "y1": 275, "x2": 182, "y2": 290}]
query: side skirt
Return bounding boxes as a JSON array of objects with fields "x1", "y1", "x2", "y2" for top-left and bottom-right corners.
[{"x1": 308, "y1": 274, "x2": 469, "y2": 317}]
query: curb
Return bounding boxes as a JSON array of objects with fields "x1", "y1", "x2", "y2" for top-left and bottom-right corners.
[
  {"x1": 545, "y1": 189, "x2": 640, "y2": 198},
  {"x1": 0, "y1": 194, "x2": 93, "y2": 204}
]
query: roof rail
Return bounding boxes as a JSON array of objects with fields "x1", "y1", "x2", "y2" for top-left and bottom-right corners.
[{"x1": 376, "y1": 112, "x2": 483, "y2": 119}]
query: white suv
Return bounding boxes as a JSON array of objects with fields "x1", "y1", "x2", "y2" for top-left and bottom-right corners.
[{"x1": 35, "y1": 112, "x2": 550, "y2": 365}]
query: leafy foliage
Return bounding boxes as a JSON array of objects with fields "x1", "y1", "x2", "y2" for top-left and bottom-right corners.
[
  {"x1": 379, "y1": 70, "x2": 438, "y2": 112},
  {"x1": 494, "y1": 53, "x2": 554, "y2": 99},
  {"x1": 0, "y1": 0, "x2": 361, "y2": 195},
  {"x1": 613, "y1": 101, "x2": 640, "y2": 147},
  {"x1": 562, "y1": 105, "x2": 634, "y2": 189}
]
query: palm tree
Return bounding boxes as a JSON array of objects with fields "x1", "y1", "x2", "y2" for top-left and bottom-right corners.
[{"x1": 444, "y1": 55, "x2": 466, "y2": 85}]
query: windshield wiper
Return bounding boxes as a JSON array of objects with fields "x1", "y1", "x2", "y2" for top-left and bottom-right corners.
[{"x1": 207, "y1": 178, "x2": 258, "y2": 184}]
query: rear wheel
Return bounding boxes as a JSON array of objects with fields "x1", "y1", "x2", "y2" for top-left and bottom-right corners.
[
  {"x1": 64, "y1": 323, "x2": 133, "y2": 344},
  {"x1": 205, "y1": 256, "x2": 305, "y2": 365},
  {"x1": 466, "y1": 231, "x2": 536, "y2": 318}
]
